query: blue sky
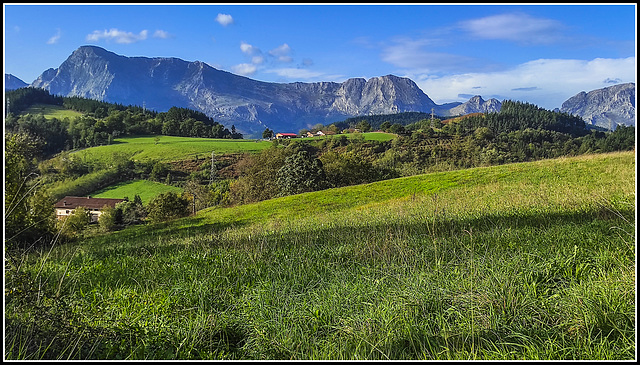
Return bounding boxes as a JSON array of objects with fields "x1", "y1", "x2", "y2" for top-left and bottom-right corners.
[{"x1": 3, "y1": 3, "x2": 636, "y2": 110}]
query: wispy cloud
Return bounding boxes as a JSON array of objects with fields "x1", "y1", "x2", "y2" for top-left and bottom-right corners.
[
  {"x1": 47, "y1": 28, "x2": 61, "y2": 44},
  {"x1": 215, "y1": 13, "x2": 234, "y2": 26},
  {"x1": 412, "y1": 57, "x2": 636, "y2": 109},
  {"x1": 240, "y1": 41, "x2": 261, "y2": 56},
  {"x1": 269, "y1": 43, "x2": 293, "y2": 63},
  {"x1": 458, "y1": 12, "x2": 568, "y2": 45},
  {"x1": 380, "y1": 37, "x2": 478, "y2": 73},
  {"x1": 153, "y1": 30, "x2": 172, "y2": 39},
  {"x1": 231, "y1": 63, "x2": 257, "y2": 76},
  {"x1": 86, "y1": 28, "x2": 148, "y2": 44},
  {"x1": 265, "y1": 67, "x2": 345, "y2": 82}
]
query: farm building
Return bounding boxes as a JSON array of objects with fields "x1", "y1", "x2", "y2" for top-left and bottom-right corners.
[
  {"x1": 275, "y1": 132, "x2": 298, "y2": 139},
  {"x1": 54, "y1": 196, "x2": 126, "y2": 222}
]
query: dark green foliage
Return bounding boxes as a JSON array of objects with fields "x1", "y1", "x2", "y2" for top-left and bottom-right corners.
[
  {"x1": 262, "y1": 128, "x2": 274, "y2": 139},
  {"x1": 334, "y1": 111, "x2": 436, "y2": 131},
  {"x1": 4, "y1": 88, "x2": 239, "y2": 159},
  {"x1": 4, "y1": 132, "x2": 56, "y2": 249},
  {"x1": 321, "y1": 151, "x2": 395, "y2": 188},
  {"x1": 147, "y1": 191, "x2": 191, "y2": 222},
  {"x1": 116, "y1": 195, "x2": 147, "y2": 226},
  {"x1": 276, "y1": 151, "x2": 329, "y2": 196},
  {"x1": 5, "y1": 87, "x2": 63, "y2": 114}
]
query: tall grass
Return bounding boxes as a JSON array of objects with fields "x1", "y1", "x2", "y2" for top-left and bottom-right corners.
[{"x1": 5, "y1": 151, "x2": 635, "y2": 360}]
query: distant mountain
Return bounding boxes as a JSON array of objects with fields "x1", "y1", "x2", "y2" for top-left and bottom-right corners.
[
  {"x1": 447, "y1": 95, "x2": 502, "y2": 116},
  {"x1": 559, "y1": 83, "x2": 635, "y2": 130},
  {"x1": 30, "y1": 45, "x2": 463, "y2": 137},
  {"x1": 5, "y1": 74, "x2": 28, "y2": 90}
]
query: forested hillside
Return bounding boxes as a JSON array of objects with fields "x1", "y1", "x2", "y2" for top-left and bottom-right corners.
[{"x1": 5, "y1": 88, "x2": 242, "y2": 157}]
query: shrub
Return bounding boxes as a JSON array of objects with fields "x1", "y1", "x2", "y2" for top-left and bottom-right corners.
[{"x1": 147, "y1": 191, "x2": 191, "y2": 222}]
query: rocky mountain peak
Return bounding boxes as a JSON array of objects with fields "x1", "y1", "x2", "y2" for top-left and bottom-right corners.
[
  {"x1": 448, "y1": 95, "x2": 502, "y2": 116},
  {"x1": 560, "y1": 82, "x2": 635, "y2": 129}
]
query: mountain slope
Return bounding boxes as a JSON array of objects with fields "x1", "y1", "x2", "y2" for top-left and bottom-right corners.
[
  {"x1": 447, "y1": 95, "x2": 502, "y2": 116},
  {"x1": 4, "y1": 74, "x2": 28, "y2": 90},
  {"x1": 559, "y1": 82, "x2": 635, "y2": 130},
  {"x1": 30, "y1": 46, "x2": 448, "y2": 136}
]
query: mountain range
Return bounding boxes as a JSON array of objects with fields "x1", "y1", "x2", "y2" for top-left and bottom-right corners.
[{"x1": 6, "y1": 45, "x2": 635, "y2": 136}]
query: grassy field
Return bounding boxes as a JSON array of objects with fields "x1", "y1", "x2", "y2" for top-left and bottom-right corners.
[
  {"x1": 90, "y1": 180, "x2": 184, "y2": 205},
  {"x1": 5, "y1": 151, "x2": 635, "y2": 360},
  {"x1": 20, "y1": 103, "x2": 85, "y2": 120},
  {"x1": 72, "y1": 133, "x2": 395, "y2": 164},
  {"x1": 72, "y1": 135, "x2": 275, "y2": 164}
]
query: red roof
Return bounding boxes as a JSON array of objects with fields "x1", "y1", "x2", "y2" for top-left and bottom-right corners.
[{"x1": 54, "y1": 196, "x2": 126, "y2": 210}]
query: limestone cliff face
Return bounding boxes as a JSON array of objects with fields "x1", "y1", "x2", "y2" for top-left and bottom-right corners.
[
  {"x1": 30, "y1": 46, "x2": 443, "y2": 136},
  {"x1": 560, "y1": 83, "x2": 635, "y2": 130}
]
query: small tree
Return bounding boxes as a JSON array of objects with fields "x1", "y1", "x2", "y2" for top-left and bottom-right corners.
[
  {"x1": 262, "y1": 128, "x2": 274, "y2": 139},
  {"x1": 147, "y1": 191, "x2": 191, "y2": 222},
  {"x1": 276, "y1": 151, "x2": 328, "y2": 196},
  {"x1": 116, "y1": 195, "x2": 147, "y2": 226},
  {"x1": 356, "y1": 120, "x2": 371, "y2": 133},
  {"x1": 59, "y1": 206, "x2": 91, "y2": 238},
  {"x1": 98, "y1": 205, "x2": 119, "y2": 232}
]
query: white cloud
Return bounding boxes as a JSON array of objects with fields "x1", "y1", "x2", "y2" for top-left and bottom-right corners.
[
  {"x1": 231, "y1": 63, "x2": 257, "y2": 76},
  {"x1": 412, "y1": 57, "x2": 636, "y2": 110},
  {"x1": 269, "y1": 43, "x2": 293, "y2": 63},
  {"x1": 86, "y1": 28, "x2": 148, "y2": 44},
  {"x1": 215, "y1": 13, "x2": 234, "y2": 26},
  {"x1": 47, "y1": 28, "x2": 61, "y2": 45},
  {"x1": 240, "y1": 41, "x2": 260, "y2": 56},
  {"x1": 264, "y1": 68, "x2": 345, "y2": 82},
  {"x1": 381, "y1": 37, "x2": 479, "y2": 73},
  {"x1": 153, "y1": 30, "x2": 172, "y2": 39},
  {"x1": 252, "y1": 56, "x2": 265, "y2": 65},
  {"x1": 459, "y1": 12, "x2": 567, "y2": 44},
  {"x1": 265, "y1": 68, "x2": 325, "y2": 79}
]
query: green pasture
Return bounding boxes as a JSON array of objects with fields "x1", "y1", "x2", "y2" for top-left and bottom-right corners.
[
  {"x1": 90, "y1": 180, "x2": 184, "y2": 205},
  {"x1": 72, "y1": 135, "x2": 274, "y2": 163},
  {"x1": 5, "y1": 151, "x2": 635, "y2": 360},
  {"x1": 20, "y1": 103, "x2": 84, "y2": 120}
]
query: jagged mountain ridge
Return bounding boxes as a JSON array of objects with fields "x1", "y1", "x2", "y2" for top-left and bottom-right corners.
[
  {"x1": 559, "y1": 82, "x2": 635, "y2": 130},
  {"x1": 4, "y1": 74, "x2": 29, "y2": 90},
  {"x1": 448, "y1": 95, "x2": 502, "y2": 116},
  {"x1": 30, "y1": 46, "x2": 458, "y2": 136}
]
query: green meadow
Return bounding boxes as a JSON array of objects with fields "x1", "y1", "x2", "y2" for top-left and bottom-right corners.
[
  {"x1": 91, "y1": 180, "x2": 184, "y2": 205},
  {"x1": 73, "y1": 135, "x2": 274, "y2": 163},
  {"x1": 5, "y1": 151, "x2": 635, "y2": 360},
  {"x1": 71, "y1": 133, "x2": 395, "y2": 165},
  {"x1": 20, "y1": 103, "x2": 85, "y2": 120}
]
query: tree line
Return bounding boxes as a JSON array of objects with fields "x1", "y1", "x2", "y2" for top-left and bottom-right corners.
[{"x1": 5, "y1": 87, "x2": 242, "y2": 158}]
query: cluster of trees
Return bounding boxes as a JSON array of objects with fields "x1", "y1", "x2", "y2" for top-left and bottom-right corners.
[
  {"x1": 5, "y1": 88, "x2": 242, "y2": 158},
  {"x1": 334, "y1": 111, "x2": 436, "y2": 131}
]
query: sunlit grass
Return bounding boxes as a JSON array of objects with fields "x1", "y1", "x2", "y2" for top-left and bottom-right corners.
[
  {"x1": 72, "y1": 135, "x2": 274, "y2": 164},
  {"x1": 5, "y1": 151, "x2": 635, "y2": 360},
  {"x1": 91, "y1": 179, "x2": 183, "y2": 204}
]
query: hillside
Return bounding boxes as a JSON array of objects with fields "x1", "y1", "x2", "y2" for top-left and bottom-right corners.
[{"x1": 6, "y1": 151, "x2": 635, "y2": 360}]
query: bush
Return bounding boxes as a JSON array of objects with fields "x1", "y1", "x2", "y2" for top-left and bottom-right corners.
[{"x1": 147, "y1": 191, "x2": 191, "y2": 222}]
